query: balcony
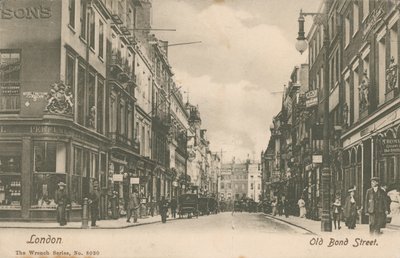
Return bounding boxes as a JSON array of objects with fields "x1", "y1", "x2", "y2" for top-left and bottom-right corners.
[
  {"x1": 118, "y1": 59, "x2": 132, "y2": 83},
  {"x1": 108, "y1": 132, "x2": 140, "y2": 154},
  {"x1": 111, "y1": 1, "x2": 124, "y2": 25},
  {"x1": 110, "y1": 50, "x2": 123, "y2": 74}
]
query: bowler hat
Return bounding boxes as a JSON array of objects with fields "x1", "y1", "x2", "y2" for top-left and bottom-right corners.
[
  {"x1": 348, "y1": 187, "x2": 356, "y2": 193},
  {"x1": 58, "y1": 182, "x2": 67, "y2": 186},
  {"x1": 370, "y1": 177, "x2": 380, "y2": 182}
]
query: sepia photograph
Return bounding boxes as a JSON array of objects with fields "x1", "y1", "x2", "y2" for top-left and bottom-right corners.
[{"x1": 0, "y1": 0, "x2": 400, "y2": 257}]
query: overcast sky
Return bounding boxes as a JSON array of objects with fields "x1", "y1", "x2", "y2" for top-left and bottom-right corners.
[{"x1": 152, "y1": 0, "x2": 320, "y2": 163}]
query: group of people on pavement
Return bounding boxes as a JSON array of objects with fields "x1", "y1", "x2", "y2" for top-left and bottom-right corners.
[
  {"x1": 55, "y1": 180, "x2": 179, "y2": 227},
  {"x1": 329, "y1": 176, "x2": 400, "y2": 234},
  {"x1": 262, "y1": 176, "x2": 400, "y2": 235},
  {"x1": 270, "y1": 195, "x2": 291, "y2": 218}
]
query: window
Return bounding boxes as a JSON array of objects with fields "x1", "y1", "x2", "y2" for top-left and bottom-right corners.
[
  {"x1": 345, "y1": 14, "x2": 350, "y2": 47},
  {"x1": 111, "y1": 94, "x2": 117, "y2": 133},
  {"x1": 221, "y1": 183, "x2": 224, "y2": 189},
  {"x1": 34, "y1": 142, "x2": 66, "y2": 173},
  {"x1": 378, "y1": 37, "x2": 386, "y2": 105},
  {"x1": 87, "y1": 72, "x2": 95, "y2": 128},
  {"x1": 99, "y1": 20, "x2": 104, "y2": 59},
  {"x1": 77, "y1": 64, "x2": 85, "y2": 125},
  {"x1": 0, "y1": 50, "x2": 21, "y2": 112},
  {"x1": 118, "y1": 100, "x2": 124, "y2": 136},
  {"x1": 353, "y1": 2, "x2": 359, "y2": 35},
  {"x1": 353, "y1": 67, "x2": 359, "y2": 122},
  {"x1": 141, "y1": 126, "x2": 145, "y2": 155},
  {"x1": 0, "y1": 143, "x2": 21, "y2": 208},
  {"x1": 69, "y1": 0, "x2": 75, "y2": 28},
  {"x1": 32, "y1": 142, "x2": 67, "y2": 208},
  {"x1": 66, "y1": 55, "x2": 75, "y2": 89},
  {"x1": 127, "y1": 105, "x2": 133, "y2": 140},
  {"x1": 89, "y1": 9, "x2": 95, "y2": 49},
  {"x1": 97, "y1": 78, "x2": 104, "y2": 134},
  {"x1": 363, "y1": 0, "x2": 369, "y2": 20},
  {"x1": 100, "y1": 153, "x2": 107, "y2": 188},
  {"x1": 80, "y1": 0, "x2": 87, "y2": 39}
]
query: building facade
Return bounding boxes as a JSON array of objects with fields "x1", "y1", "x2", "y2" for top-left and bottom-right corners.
[{"x1": 0, "y1": 0, "x2": 218, "y2": 221}]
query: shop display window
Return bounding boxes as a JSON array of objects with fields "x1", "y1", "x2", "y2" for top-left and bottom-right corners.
[
  {"x1": 32, "y1": 141, "x2": 67, "y2": 208},
  {"x1": 0, "y1": 175, "x2": 21, "y2": 207},
  {"x1": 31, "y1": 173, "x2": 66, "y2": 208},
  {"x1": 0, "y1": 143, "x2": 21, "y2": 208},
  {"x1": 0, "y1": 156, "x2": 21, "y2": 173},
  {"x1": 34, "y1": 142, "x2": 66, "y2": 173}
]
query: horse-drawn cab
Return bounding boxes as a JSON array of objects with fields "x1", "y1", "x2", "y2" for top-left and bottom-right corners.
[{"x1": 178, "y1": 194, "x2": 198, "y2": 218}]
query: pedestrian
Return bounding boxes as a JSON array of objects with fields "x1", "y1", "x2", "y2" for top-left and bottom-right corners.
[
  {"x1": 283, "y1": 196, "x2": 290, "y2": 218},
  {"x1": 127, "y1": 188, "x2": 140, "y2": 223},
  {"x1": 159, "y1": 196, "x2": 169, "y2": 223},
  {"x1": 343, "y1": 187, "x2": 357, "y2": 229},
  {"x1": 170, "y1": 197, "x2": 177, "y2": 219},
  {"x1": 55, "y1": 182, "x2": 70, "y2": 226},
  {"x1": 109, "y1": 190, "x2": 119, "y2": 219},
  {"x1": 387, "y1": 184, "x2": 400, "y2": 226},
  {"x1": 271, "y1": 197, "x2": 277, "y2": 216},
  {"x1": 364, "y1": 177, "x2": 388, "y2": 234},
  {"x1": 89, "y1": 182, "x2": 100, "y2": 227},
  {"x1": 298, "y1": 196, "x2": 306, "y2": 218},
  {"x1": 332, "y1": 194, "x2": 342, "y2": 230},
  {"x1": 277, "y1": 197, "x2": 283, "y2": 216}
]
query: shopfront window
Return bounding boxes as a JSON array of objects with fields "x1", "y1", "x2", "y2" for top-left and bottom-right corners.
[
  {"x1": 34, "y1": 142, "x2": 66, "y2": 173},
  {"x1": 0, "y1": 143, "x2": 21, "y2": 208},
  {"x1": 32, "y1": 142, "x2": 67, "y2": 208},
  {"x1": 32, "y1": 173, "x2": 66, "y2": 207}
]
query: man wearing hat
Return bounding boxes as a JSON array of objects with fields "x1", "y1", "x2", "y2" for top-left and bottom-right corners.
[
  {"x1": 364, "y1": 177, "x2": 388, "y2": 234},
  {"x1": 55, "y1": 182, "x2": 70, "y2": 226},
  {"x1": 89, "y1": 181, "x2": 101, "y2": 227}
]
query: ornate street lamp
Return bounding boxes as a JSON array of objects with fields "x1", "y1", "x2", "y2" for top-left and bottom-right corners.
[
  {"x1": 295, "y1": 11, "x2": 308, "y2": 54},
  {"x1": 295, "y1": 6, "x2": 332, "y2": 232}
]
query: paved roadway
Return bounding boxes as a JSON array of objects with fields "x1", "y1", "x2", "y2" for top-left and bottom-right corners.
[{"x1": 0, "y1": 212, "x2": 399, "y2": 258}]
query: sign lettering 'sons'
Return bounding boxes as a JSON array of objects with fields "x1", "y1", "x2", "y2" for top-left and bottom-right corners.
[{"x1": 0, "y1": 5, "x2": 51, "y2": 19}]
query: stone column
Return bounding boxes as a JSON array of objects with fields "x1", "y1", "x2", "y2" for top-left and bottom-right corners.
[{"x1": 21, "y1": 137, "x2": 32, "y2": 219}]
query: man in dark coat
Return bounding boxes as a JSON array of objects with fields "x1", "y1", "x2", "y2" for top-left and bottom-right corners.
[
  {"x1": 89, "y1": 182, "x2": 101, "y2": 227},
  {"x1": 159, "y1": 197, "x2": 169, "y2": 223},
  {"x1": 365, "y1": 177, "x2": 388, "y2": 234},
  {"x1": 55, "y1": 182, "x2": 70, "y2": 226},
  {"x1": 127, "y1": 188, "x2": 140, "y2": 223},
  {"x1": 170, "y1": 197, "x2": 177, "y2": 219}
]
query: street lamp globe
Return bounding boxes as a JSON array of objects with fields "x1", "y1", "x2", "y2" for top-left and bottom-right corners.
[{"x1": 295, "y1": 39, "x2": 308, "y2": 54}]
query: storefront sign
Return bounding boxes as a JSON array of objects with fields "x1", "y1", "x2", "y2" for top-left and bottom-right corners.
[
  {"x1": 305, "y1": 90, "x2": 318, "y2": 108},
  {"x1": 23, "y1": 91, "x2": 47, "y2": 101},
  {"x1": 0, "y1": 4, "x2": 52, "y2": 20},
  {"x1": 130, "y1": 177, "x2": 139, "y2": 184},
  {"x1": 112, "y1": 174, "x2": 123, "y2": 182},
  {"x1": 381, "y1": 138, "x2": 400, "y2": 155},
  {"x1": 312, "y1": 155, "x2": 322, "y2": 164}
]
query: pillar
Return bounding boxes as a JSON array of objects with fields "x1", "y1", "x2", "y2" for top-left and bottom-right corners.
[{"x1": 21, "y1": 137, "x2": 31, "y2": 219}]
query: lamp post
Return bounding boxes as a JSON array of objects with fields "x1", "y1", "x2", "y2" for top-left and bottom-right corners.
[{"x1": 295, "y1": 6, "x2": 332, "y2": 232}]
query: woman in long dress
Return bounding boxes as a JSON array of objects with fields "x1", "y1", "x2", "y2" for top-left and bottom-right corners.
[
  {"x1": 298, "y1": 197, "x2": 306, "y2": 218},
  {"x1": 387, "y1": 185, "x2": 400, "y2": 226},
  {"x1": 343, "y1": 188, "x2": 357, "y2": 229}
]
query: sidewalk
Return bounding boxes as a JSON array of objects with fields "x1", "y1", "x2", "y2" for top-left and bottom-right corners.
[
  {"x1": 0, "y1": 215, "x2": 177, "y2": 229},
  {"x1": 264, "y1": 213, "x2": 400, "y2": 235}
]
